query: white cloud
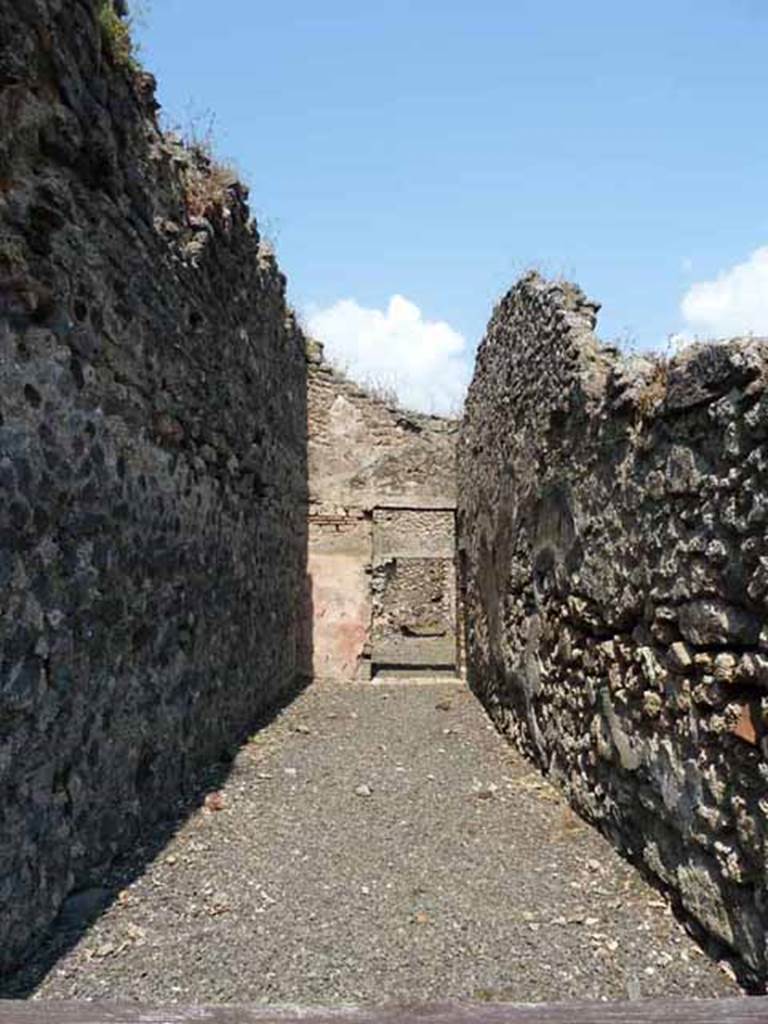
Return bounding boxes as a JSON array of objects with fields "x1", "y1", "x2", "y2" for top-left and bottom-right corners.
[
  {"x1": 681, "y1": 246, "x2": 768, "y2": 338},
  {"x1": 307, "y1": 295, "x2": 471, "y2": 416}
]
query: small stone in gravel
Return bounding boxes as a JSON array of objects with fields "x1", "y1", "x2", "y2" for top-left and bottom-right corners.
[
  {"x1": 474, "y1": 782, "x2": 498, "y2": 800},
  {"x1": 204, "y1": 792, "x2": 225, "y2": 812},
  {"x1": 355, "y1": 784, "x2": 372, "y2": 797},
  {"x1": 293, "y1": 724, "x2": 311, "y2": 734},
  {"x1": 435, "y1": 700, "x2": 453, "y2": 711}
]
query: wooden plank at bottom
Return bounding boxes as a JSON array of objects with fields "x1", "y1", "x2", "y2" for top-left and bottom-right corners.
[{"x1": 0, "y1": 998, "x2": 766, "y2": 1024}]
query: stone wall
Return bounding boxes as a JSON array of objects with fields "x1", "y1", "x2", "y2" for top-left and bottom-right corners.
[
  {"x1": 458, "y1": 272, "x2": 768, "y2": 984},
  {"x1": 307, "y1": 343, "x2": 458, "y2": 680},
  {"x1": 0, "y1": 0, "x2": 308, "y2": 971}
]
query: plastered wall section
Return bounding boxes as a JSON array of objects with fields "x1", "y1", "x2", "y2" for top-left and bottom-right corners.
[
  {"x1": 458, "y1": 272, "x2": 768, "y2": 984},
  {"x1": 307, "y1": 351, "x2": 457, "y2": 681},
  {"x1": 0, "y1": 0, "x2": 308, "y2": 971},
  {"x1": 309, "y1": 514, "x2": 372, "y2": 682}
]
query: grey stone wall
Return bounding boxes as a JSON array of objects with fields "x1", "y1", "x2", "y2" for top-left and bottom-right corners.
[
  {"x1": 0, "y1": 0, "x2": 307, "y2": 970},
  {"x1": 458, "y1": 272, "x2": 768, "y2": 984}
]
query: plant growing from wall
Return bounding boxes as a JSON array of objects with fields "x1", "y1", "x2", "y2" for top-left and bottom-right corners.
[
  {"x1": 182, "y1": 158, "x2": 239, "y2": 219},
  {"x1": 635, "y1": 357, "x2": 669, "y2": 419},
  {"x1": 98, "y1": 0, "x2": 140, "y2": 71},
  {"x1": 161, "y1": 108, "x2": 243, "y2": 219}
]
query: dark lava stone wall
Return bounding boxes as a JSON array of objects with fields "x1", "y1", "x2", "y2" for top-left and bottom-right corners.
[
  {"x1": 458, "y1": 272, "x2": 768, "y2": 984},
  {"x1": 0, "y1": 0, "x2": 308, "y2": 969}
]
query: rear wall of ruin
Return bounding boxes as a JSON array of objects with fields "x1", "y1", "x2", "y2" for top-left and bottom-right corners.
[{"x1": 306, "y1": 343, "x2": 459, "y2": 681}]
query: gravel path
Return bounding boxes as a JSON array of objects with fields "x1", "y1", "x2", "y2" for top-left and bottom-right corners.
[{"x1": 7, "y1": 682, "x2": 740, "y2": 1006}]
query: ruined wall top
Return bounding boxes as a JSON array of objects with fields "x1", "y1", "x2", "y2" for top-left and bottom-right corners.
[{"x1": 466, "y1": 271, "x2": 768, "y2": 450}]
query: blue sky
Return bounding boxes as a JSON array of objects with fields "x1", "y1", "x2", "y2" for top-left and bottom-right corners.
[{"x1": 135, "y1": 0, "x2": 768, "y2": 412}]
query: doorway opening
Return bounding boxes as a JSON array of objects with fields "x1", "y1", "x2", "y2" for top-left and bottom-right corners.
[{"x1": 370, "y1": 507, "x2": 459, "y2": 680}]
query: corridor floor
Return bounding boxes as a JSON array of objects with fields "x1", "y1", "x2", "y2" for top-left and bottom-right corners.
[{"x1": 15, "y1": 683, "x2": 739, "y2": 1005}]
